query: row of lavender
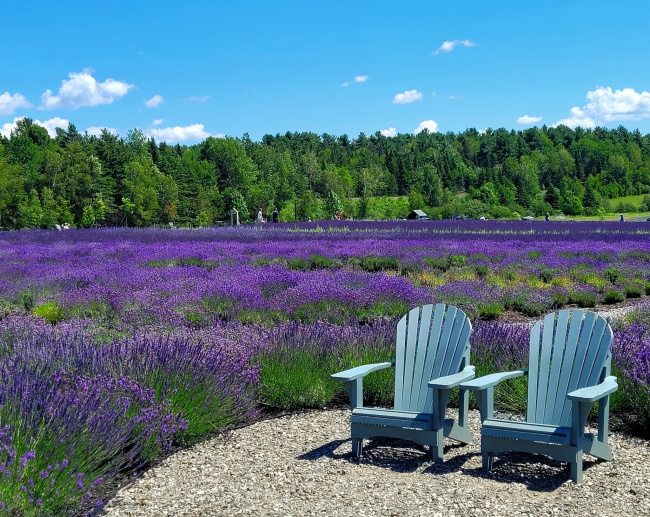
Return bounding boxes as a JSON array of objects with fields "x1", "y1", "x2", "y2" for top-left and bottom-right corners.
[
  {"x1": 0, "y1": 221, "x2": 649, "y2": 514},
  {"x1": 2, "y1": 221, "x2": 650, "y2": 326}
]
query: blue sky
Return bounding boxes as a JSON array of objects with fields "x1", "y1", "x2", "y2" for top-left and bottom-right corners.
[{"x1": 2, "y1": 1, "x2": 650, "y2": 143}]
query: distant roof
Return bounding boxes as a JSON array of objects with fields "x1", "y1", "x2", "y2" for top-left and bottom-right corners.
[{"x1": 407, "y1": 210, "x2": 428, "y2": 218}]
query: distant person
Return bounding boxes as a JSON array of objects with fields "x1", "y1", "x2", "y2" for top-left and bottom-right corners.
[
  {"x1": 272, "y1": 207, "x2": 279, "y2": 223},
  {"x1": 342, "y1": 211, "x2": 348, "y2": 220},
  {"x1": 545, "y1": 212, "x2": 550, "y2": 221},
  {"x1": 620, "y1": 214, "x2": 625, "y2": 222},
  {"x1": 63, "y1": 223, "x2": 70, "y2": 230},
  {"x1": 257, "y1": 208, "x2": 265, "y2": 224},
  {"x1": 334, "y1": 211, "x2": 340, "y2": 220},
  {"x1": 479, "y1": 216, "x2": 486, "y2": 221}
]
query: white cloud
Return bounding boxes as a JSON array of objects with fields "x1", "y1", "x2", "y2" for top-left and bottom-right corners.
[
  {"x1": 151, "y1": 119, "x2": 164, "y2": 126},
  {"x1": 146, "y1": 123, "x2": 222, "y2": 143},
  {"x1": 343, "y1": 75, "x2": 369, "y2": 87},
  {"x1": 413, "y1": 120, "x2": 439, "y2": 134},
  {"x1": 0, "y1": 118, "x2": 19, "y2": 138},
  {"x1": 40, "y1": 70, "x2": 133, "y2": 110},
  {"x1": 85, "y1": 126, "x2": 118, "y2": 137},
  {"x1": 517, "y1": 114, "x2": 542, "y2": 125},
  {"x1": 433, "y1": 39, "x2": 476, "y2": 55},
  {"x1": 554, "y1": 86, "x2": 650, "y2": 129},
  {"x1": 145, "y1": 94, "x2": 164, "y2": 108},
  {"x1": 0, "y1": 116, "x2": 69, "y2": 138},
  {"x1": 0, "y1": 92, "x2": 31, "y2": 116},
  {"x1": 554, "y1": 107, "x2": 596, "y2": 129},
  {"x1": 190, "y1": 95, "x2": 209, "y2": 103},
  {"x1": 37, "y1": 117, "x2": 70, "y2": 137},
  {"x1": 380, "y1": 127, "x2": 397, "y2": 137},
  {"x1": 393, "y1": 89, "x2": 423, "y2": 104}
]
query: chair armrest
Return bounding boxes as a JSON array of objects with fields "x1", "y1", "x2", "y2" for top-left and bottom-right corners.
[
  {"x1": 428, "y1": 366, "x2": 475, "y2": 390},
  {"x1": 331, "y1": 361, "x2": 394, "y2": 382},
  {"x1": 460, "y1": 369, "x2": 527, "y2": 391},
  {"x1": 567, "y1": 376, "x2": 618, "y2": 403}
]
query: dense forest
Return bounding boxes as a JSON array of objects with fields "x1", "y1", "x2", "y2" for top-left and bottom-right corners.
[{"x1": 2, "y1": 119, "x2": 650, "y2": 229}]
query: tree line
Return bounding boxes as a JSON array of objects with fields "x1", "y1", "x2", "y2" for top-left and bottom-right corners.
[{"x1": 1, "y1": 118, "x2": 650, "y2": 229}]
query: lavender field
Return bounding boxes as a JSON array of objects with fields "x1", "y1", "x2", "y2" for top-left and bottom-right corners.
[{"x1": 1, "y1": 220, "x2": 650, "y2": 515}]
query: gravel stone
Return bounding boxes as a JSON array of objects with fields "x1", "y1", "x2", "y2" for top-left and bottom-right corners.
[{"x1": 100, "y1": 408, "x2": 650, "y2": 517}]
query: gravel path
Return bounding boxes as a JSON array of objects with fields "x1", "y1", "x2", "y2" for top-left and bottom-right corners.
[{"x1": 101, "y1": 408, "x2": 650, "y2": 517}]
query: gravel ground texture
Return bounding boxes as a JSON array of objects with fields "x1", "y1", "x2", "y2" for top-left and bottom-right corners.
[{"x1": 100, "y1": 407, "x2": 650, "y2": 517}]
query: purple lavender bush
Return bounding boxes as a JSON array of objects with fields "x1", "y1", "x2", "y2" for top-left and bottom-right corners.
[{"x1": 0, "y1": 316, "x2": 258, "y2": 515}]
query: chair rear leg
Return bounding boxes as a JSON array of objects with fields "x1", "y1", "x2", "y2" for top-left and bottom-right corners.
[
  {"x1": 482, "y1": 452, "x2": 494, "y2": 472},
  {"x1": 430, "y1": 428, "x2": 445, "y2": 463},
  {"x1": 352, "y1": 437, "x2": 363, "y2": 457},
  {"x1": 570, "y1": 451, "x2": 583, "y2": 484}
]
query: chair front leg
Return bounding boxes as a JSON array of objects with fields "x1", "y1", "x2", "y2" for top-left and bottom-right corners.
[
  {"x1": 597, "y1": 393, "x2": 610, "y2": 444},
  {"x1": 474, "y1": 387, "x2": 494, "y2": 422},
  {"x1": 458, "y1": 387, "x2": 469, "y2": 428},
  {"x1": 570, "y1": 399, "x2": 593, "y2": 484}
]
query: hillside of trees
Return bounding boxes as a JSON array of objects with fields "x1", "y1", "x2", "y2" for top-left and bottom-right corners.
[{"x1": 2, "y1": 119, "x2": 650, "y2": 229}]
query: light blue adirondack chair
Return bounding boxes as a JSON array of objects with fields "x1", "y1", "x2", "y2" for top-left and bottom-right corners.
[
  {"x1": 331, "y1": 304, "x2": 475, "y2": 463},
  {"x1": 461, "y1": 309, "x2": 618, "y2": 483}
]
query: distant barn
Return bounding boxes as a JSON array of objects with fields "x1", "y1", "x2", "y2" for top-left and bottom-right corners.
[{"x1": 406, "y1": 210, "x2": 429, "y2": 220}]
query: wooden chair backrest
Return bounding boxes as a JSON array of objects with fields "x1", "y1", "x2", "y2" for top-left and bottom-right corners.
[
  {"x1": 394, "y1": 304, "x2": 472, "y2": 413},
  {"x1": 527, "y1": 309, "x2": 612, "y2": 426}
]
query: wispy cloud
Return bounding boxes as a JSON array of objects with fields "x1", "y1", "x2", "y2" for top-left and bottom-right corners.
[
  {"x1": 146, "y1": 123, "x2": 223, "y2": 143},
  {"x1": 342, "y1": 75, "x2": 369, "y2": 87},
  {"x1": 393, "y1": 89, "x2": 423, "y2": 104},
  {"x1": 413, "y1": 120, "x2": 439, "y2": 134},
  {"x1": 190, "y1": 95, "x2": 209, "y2": 103},
  {"x1": 0, "y1": 116, "x2": 69, "y2": 138},
  {"x1": 0, "y1": 92, "x2": 31, "y2": 116},
  {"x1": 553, "y1": 86, "x2": 650, "y2": 129},
  {"x1": 145, "y1": 94, "x2": 164, "y2": 108},
  {"x1": 433, "y1": 39, "x2": 476, "y2": 55},
  {"x1": 380, "y1": 127, "x2": 397, "y2": 137},
  {"x1": 151, "y1": 119, "x2": 164, "y2": 126},
  {"x1": 517, "y1": 114, "x2": 542, "y2": 125},
  {"x1": 40, "y1": 69, "x2": 133, "y2": 110}
]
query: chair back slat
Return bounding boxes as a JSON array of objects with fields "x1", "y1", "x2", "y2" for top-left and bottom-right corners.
[
  {"x1": 410, "y1": 304, "x2": 434, "y2": 403},
  {"x1": 400, "y1": 307, "x2": 422, "y2": 408},
  {"x1": 533, "y1": 312, "x2": 558, "y2": 422},
  {"x1": 558, "y1": 311, "x2": 597, "y2": 424},
  {"x1": 393, "y1": 313, "x2": 409, "y2": 410},
  {"x1": 394, "y1": 304, "x2": 471, "y2": 413},
  {"x1": 423, "y1": 312, "x2": 471, "y2": 411},
  {"x1": 413, "y1": 304, "x2": 445, "y2": 410},
  {"x1": 542, "y1": 310, "x2": 570, "y2": 422},
  {"x1": 527, "y1": 310, "x2": 612, "y2": 426},
  {"x1": 430, "y1": 306, "x2": 458, "y2": 381},
  {"x1": 526, "y1": 320, "x2": 542, "y2": 421},
  {"x1": 446, "y1": 317, "x2": 472, "y2": 377},
  {"x1": 578, "y1": 316, "x2": 610, "y2": 389},
  {"x1": 550, "y1": 310, "x2": 584, "y2": 423}
]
